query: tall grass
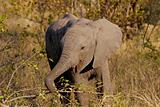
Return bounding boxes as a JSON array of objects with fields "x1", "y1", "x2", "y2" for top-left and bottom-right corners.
[{"x1": 0, "y1": 0, "x2": 159, "y2": 106}]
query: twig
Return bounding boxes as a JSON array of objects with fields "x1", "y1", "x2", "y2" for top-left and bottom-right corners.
[
  {"x1": 5, "y1": 89, "x2": 55, "y2": 103},
  {"x1": 0, "y1": 59, "x2": 13, "y2": 68},
  {"x1": 101, "y1": 95, "x2": 107, "y2": 106},
  {"x1": 6, "y1": 53, "x2": 37, "y2": 90},
  {"x1": 110, "y1": 4, "x2": 117, "y2": 20},
  {"x1": 71, "y1": 0, "x2": 77, "y2": 14},
  {"x1": 0, "y1": 76, "x2": 8, "y2": 86},
  {"x1": 8, "y1": 95, "x2": 37, "y2": 103},
  {"x1": 4, "y1": 88, "x2": 40, "y2": 103},
  {"x1": 132, "y1": 94, "x2": 153, "y2": 107},
  {"x1": 143, "y1": 23, "x2": 150, "y2": 44},
  {"x1": 0, "y1": 102, "x2": 29, "y2": 107},
  {"x1": 0, "y1": 40, "x2": 14, "y2": 53},
  {"x1": 3, "y1": 87, "x2": 110, "y2": 106},
  {"x1": 58, "y1": 89, "x2": 104, "y2": 95},
  {"x1": 147, "y1": 25, "x2": 156, "y2": 40},
  {"x1": 0, "y1": 103, "x2": 9, "y2": 107}
]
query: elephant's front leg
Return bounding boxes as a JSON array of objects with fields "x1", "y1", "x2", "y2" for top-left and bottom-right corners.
[
  {"x1": 95, "y1": 60, "x2": 113, "y2": 103},
  {"x1": 74, "y1": 73, "x2": 89, "y2": 107},
  {"x1": 102, "y1": 61, "x2": 113, "y2": 95},
  {"x1": 95, "y1": 61, "x2": 113, "y2": 106}
]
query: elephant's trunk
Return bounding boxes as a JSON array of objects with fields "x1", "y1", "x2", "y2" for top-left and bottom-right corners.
[
  {"x1": 45, "y1": 33, "x2": 79, "y2": 92},
  {"x1": 45, "y1": 52, "x2": 72, "y2": 92}
]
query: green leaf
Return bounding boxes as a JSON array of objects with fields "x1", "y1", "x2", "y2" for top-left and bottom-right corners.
[
  {"x1": 0, "y1": 15, "x2": 7, "y2": 23},
  {"x1": 0, "y1": 96, "x2": 4, "y2": 99}
]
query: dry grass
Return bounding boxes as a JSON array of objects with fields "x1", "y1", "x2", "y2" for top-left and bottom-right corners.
[
  {"x1": 0, "y1": 0, "x2": 159, "y2": 106},
  {"x1": 0, "y1": 27, "x2": 159, "y2": 107},
  {"x1": 108, "y1": 26, "x2": 160, "y2": 107}
]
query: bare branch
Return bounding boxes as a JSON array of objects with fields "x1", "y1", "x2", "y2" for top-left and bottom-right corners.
[
  {"x1": 0, "y1": 103, "x2": 29, "y2": 107},
  {"x1": 0, "y1": 39, "x2": 14, "y2": 53},
  {"x1": 4, "y1": 88, "x2": 40, "y2": 103},
  {"x1": 8, "y1": 95, "x2": 37, "y2": 103},
  {"x1": 6, "y1": 53, "x2": 37, "y2": 90},
  {"x1": 0, "y1": 103, "x2": 9, "y2": 107}
]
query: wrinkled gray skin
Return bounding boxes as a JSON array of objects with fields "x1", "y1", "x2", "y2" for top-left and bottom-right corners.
[{"x1": 45, "y1": 13, "x2": 122, "y2": 106}]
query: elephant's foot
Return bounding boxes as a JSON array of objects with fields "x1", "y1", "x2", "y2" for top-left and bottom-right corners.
[{"x1": 77, "y1": 93, "x2": 89, "y2": 107}]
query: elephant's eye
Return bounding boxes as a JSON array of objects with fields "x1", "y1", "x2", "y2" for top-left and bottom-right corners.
[{"x1": 81, "y1": 46, "x2": 85, "y2": 50}]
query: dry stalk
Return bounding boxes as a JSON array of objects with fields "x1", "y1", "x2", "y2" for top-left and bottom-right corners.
[{"x1": 6, "y1": 52, "x2": 37, "y2": 90}]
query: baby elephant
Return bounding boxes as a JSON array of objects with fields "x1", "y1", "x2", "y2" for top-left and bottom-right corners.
[{"x1": 45, "y1": 13, "x2": 122, "y2": 106}]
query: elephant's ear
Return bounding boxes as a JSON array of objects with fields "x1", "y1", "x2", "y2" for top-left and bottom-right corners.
[{"x1": 92, "y1": 19, "x2": 122, "y2": 68}]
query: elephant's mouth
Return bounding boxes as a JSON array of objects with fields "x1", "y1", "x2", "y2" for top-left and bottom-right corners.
[
  {"x1": 80, "y1": 57, "x2": 94, "y2": 74},
  {"x1": 78, "y1": 58, "x2": 97, "y2": 81}
]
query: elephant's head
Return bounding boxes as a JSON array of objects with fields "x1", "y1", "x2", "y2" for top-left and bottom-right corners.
[{"x1": 45, "y1": 18, "x2": 122, "y2": 92}]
